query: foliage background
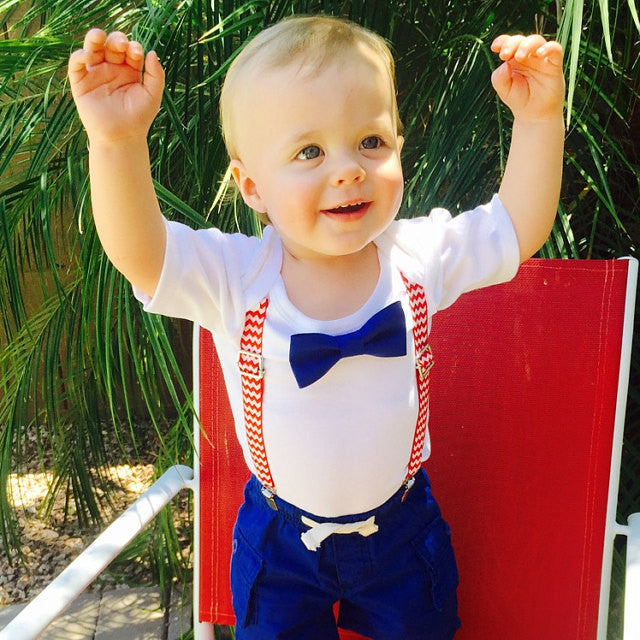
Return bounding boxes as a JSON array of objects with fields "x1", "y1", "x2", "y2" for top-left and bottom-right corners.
[{"x1": 0, "y1": 0, "x2": 638, "y2": 637}]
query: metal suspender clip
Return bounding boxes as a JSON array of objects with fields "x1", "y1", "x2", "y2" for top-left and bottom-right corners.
[
  {"x1": 261, "y1": 486, "x2": 278, "y2": 511},
  {"x1": 401, "y1": 476, "x2": 416, "y2": 503},
  {"x1": 237, "y1": 350, "x2": 265, "y2": 380},
  {"x1": 416, "y1": 344, "x2": 434, "y2": 380}
]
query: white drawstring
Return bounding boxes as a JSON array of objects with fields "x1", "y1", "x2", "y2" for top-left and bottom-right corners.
[{"x1": 300, "y1": 515, "x2": 379, "y2": 551}]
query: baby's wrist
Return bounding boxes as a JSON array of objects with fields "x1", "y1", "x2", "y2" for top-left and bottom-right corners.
[
  {"x1": 86, "y1": 131, "x2": 150, "y2": 151},
  {"x1": 511, "y1": 112, "x2": 565, "y2": 130}
]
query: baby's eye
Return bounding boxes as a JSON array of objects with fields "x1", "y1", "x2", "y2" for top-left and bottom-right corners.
[
  {"x1": 360, "y1": 136, "x2": 383, "y2": 150},
  {"x1": 296, "y1": 145, "x2": 322, "y2": 161}
]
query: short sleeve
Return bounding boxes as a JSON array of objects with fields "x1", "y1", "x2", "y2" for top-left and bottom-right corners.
[
  {"x1": 377, "y1": 195, "x2": 520, "y2": 314},
  {"x1": 132, "y1": 219, "x2": 282, "y2": 335}
]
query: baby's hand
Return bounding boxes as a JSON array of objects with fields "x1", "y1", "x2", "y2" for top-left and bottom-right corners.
[
  {"x1": 490, "y1": 34, "x2": 564, "y2": 123},
  {"x1": 68, "y1": 29, "x2": 165, "y2": 144}
]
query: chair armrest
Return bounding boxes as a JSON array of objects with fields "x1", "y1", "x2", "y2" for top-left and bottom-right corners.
[
  {"x1": 0, "y1": 465, "x2": 194, "y2": 640},
  {"x1": 624, "y1": 512, "x2": 640, "y2": 639}
]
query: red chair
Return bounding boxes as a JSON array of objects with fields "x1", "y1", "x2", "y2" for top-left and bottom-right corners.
[
  {"x1": 2, "y1": 258, "x2": 638, "y2": 640},
  {"x1": 193, "y1": 258, "x2": 639, "y2": 640}
]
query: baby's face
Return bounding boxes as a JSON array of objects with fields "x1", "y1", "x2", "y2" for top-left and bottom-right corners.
[{"x1": 230, "y1": 47, "x2": 404, "y2": 263}]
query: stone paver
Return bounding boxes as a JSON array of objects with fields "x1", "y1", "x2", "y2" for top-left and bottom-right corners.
[
  {"x1": 0, "y1": 592, "x2": 100, "y2": 639},
  {"x1": 0, "y1": 587, "x2": 201, "y2": 639},
  {"x1": 94, "y1": 587, "x2": 165, "y2": 640},
  {"x1": 167, "y1": 590, "x2": 192, "y2": 640}
]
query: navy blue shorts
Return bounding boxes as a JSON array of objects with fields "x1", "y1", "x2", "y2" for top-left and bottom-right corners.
[{"x1": 230, "y1": 469, "x2": 460, "y2": 639}]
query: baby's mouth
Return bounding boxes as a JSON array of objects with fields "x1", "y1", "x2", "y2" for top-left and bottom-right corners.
[{"x1": 324, "y1": 201, "x2": 369, "y2": 214}]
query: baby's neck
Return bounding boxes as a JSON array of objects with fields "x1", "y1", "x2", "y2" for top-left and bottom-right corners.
[{"x1": 280, "y1": 243, "x2": 380, "y2": 320}]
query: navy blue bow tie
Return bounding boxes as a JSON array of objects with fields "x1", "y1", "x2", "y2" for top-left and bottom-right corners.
[{"x1": 289, "y1": 301, "x2": 407, "y2": 388}]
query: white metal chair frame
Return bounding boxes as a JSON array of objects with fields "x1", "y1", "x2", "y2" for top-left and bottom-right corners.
[{"x1": 0, "y1": 257, "x2": 638, "y2": 640}]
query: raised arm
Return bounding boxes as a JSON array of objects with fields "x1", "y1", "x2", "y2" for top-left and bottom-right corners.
[
  {"x1": 68, "y1": 29, "x2": 166, "y2": 297},
  {"x1": 490, "y1": 34, "x2": 565, "y2": 263}
]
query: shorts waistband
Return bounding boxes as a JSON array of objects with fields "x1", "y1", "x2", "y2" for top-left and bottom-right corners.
[{"x1": 245, "y1": 469, "x2": 430, "y2": 533}]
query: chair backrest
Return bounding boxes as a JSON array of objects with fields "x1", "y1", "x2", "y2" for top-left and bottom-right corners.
[{"x1": 193, "y1": 258, "x2": 637, "y2": 639}]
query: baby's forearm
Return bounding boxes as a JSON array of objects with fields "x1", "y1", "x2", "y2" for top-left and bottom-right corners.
[
  {"x1": 89, "y1": 136, "x2": 166, "y2": 297},
  {"x1": 498, "y1": 115, "x2": 564, "y2": 262}
]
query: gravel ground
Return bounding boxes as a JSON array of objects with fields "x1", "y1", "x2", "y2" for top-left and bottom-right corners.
[{"x1": 0, "y1": 463, "x2": 161, "y2": 605}]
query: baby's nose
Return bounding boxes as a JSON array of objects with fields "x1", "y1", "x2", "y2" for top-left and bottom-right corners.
[{"x1": 331, "y1": 156, "x2": 366, "y2": 186}]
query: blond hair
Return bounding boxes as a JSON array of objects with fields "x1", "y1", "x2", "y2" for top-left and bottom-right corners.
[{"x1": 220, "y1": 15, "x2": 402, "y2": 161}]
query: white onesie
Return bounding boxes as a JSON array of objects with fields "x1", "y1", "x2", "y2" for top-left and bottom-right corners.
[{"x1": 135, "y1": 195, "x2": 520, "y2": 517}]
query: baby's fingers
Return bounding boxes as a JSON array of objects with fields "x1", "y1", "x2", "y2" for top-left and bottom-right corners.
[
  {"x1": 68, "y1": 48, "x2": 90, "y2": 86},
  {"x1": 492, "y1": 34, "x2": 544, "y2": 61},
  {"x1": 101, "y1": 32, "x2": 145, "y2": 71},
  {"x1": 491, "y1": 34, "x2": 524, "y2": 59},
  {"x1": 103, "y1": 31, "x2": 130, "y2": 65},
  {"x1": 76, "y1": 29, "x2": 145, "y2": 73},
  {"x1": 82, "y1": 28, "x2": 108, "y2": 67},
  {"x1": 535, "y1": 40, "x2": 563, "y2": 66},
  {"x1": 491, "y1": 33, "x2": 563, "y2": 67},
  {"x1": 513, "y1": 35, "x2": 548, "y2": 62},
  {"x1": 125, "y1": 40, "x2": 145, "y2": 71}
]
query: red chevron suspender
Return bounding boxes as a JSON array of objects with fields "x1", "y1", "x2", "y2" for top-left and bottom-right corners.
[
  {"x1": 237, "y1": 298, "x2": 275, "y2": 495},
  {"x1": 238, "y1": 274, "x2": 432, "y2": 504},
  {"x1": 400, "y1": 273, "x2": 434, "y2": 498}
]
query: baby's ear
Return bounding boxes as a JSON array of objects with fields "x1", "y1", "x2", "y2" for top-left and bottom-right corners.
[{"x1": 229, "y1": 160, "x2": 267, "y2": 214}]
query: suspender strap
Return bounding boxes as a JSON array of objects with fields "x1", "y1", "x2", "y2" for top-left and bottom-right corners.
[
  {"x1": 238, "y1": 298, "x2": 274, "y2": 491},
  {"x1": 237, "y1": 273, "x2": 432, "y2": 498},
  {"x1": 401, "y1": 273, "x2": 434, "y2": 481}
]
